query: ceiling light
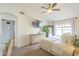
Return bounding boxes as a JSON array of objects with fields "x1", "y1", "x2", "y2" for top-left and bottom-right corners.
[{"x1": 47, "y1": 8, "x2": 52, "y2": 13}]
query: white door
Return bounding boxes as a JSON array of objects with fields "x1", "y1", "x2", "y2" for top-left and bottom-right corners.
[{"x1": 2, "y1": 19, "x2": 15, "y2": 43}]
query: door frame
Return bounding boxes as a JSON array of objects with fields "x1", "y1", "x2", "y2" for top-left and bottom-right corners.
[{"x1": 2, "y1": 19, "x2": 15, "y2": 43}]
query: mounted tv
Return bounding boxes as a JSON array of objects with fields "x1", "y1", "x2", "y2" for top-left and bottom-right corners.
[{"x1": 32, "y1": 20, "x2": 43, "y2": 28}]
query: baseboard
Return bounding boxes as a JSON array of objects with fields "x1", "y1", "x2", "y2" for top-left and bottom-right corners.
[
  {"x1": 18, "y1": 43, "x2": 39, "y2": 48},
  {"x1": 40, "y1": 48, "x2": 54, "y2": 56}
]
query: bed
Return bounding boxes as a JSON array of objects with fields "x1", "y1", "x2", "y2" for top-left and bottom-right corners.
[{"x1": 40, "y1": 36, "x2": 75, "y2": 56}]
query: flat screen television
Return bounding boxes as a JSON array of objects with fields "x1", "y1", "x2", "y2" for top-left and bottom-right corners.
[{"x1": 32, "y1": 20, "x2": 43, "y2": 27}]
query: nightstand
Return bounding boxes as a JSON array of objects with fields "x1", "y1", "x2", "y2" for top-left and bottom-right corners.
[{"x1": 74, "y1": 47, "x2": 79, "y2": 56}]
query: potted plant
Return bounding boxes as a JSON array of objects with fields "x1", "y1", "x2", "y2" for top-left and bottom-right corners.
[{"x1": 42, "y1": 26, "x2": 49, "y2": 37}]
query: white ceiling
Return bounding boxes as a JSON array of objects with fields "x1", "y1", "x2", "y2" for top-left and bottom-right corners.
[{"x1": 0, "y1": 3, "x2": 79, "y2": 21}]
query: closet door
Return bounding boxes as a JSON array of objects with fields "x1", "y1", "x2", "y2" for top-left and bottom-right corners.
[{"x1": 2, "y1": 19, "x2": 15, "y2": 43}]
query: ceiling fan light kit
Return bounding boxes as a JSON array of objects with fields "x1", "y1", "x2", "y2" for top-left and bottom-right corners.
[
  {"x1": 41, "y1": 3, "x2": 60, "y2": 14},
  {"x1": 47, "y1": 8, "x2": 52, "y2": 13}
]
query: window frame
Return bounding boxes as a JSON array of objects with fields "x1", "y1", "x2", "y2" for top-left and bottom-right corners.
[{"x1": 54, "y1": 23, "x2": 72, "y2": 36}]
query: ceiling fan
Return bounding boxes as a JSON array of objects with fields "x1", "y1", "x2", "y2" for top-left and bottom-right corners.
[{"x1": 41, "y1": 3, "x2": 60, "y2": 14}]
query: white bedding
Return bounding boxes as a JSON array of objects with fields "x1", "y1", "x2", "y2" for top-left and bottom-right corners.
[
  {"x1": 40, "y1": 39, "x2": 54, "y2": 52},
  {"x1": 40, "y1": 38, "x2": 74, "y2": 56}
]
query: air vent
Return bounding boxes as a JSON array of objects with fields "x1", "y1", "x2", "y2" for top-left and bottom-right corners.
[{"x1": 19, "y1": 12, "x2": 25, "y2": 15}]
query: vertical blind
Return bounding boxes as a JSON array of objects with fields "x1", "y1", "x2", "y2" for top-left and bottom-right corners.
[{"x1": 54, "y1": 19, "x2": 73, "y2": 36}]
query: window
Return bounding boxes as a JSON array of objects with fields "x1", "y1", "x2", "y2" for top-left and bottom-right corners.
[{"x1": 54, "y1": 23, "x2": 72, "y2": 36}]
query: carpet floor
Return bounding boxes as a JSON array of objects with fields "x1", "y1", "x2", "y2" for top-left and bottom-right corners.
[{"x1": 12, "y1": 43, "x2": 53, "y2": 56}]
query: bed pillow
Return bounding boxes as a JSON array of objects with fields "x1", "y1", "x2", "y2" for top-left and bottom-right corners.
[
  {"x1": 61, "y1": 33, "x2": 75, "y2": 45},
  {"x1": 61, "y1": 33, "x2": 70, "y2": 44},
  {"x1": 67, "y1": 35, "x2": 75, "y2": 45}
]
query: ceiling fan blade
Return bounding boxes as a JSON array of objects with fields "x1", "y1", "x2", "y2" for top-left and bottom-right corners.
[
  {"x1": 42, "y1": 11, "x2": 46, "y2": 13},
  {"x1": 48, "y1": 4, "x2": 51, "y2": 8},
  {"x1": 41, "y1": 6, "x2": 48, "y2": 9},
  {"x1": 52, "y1": 3, "x2": 57, "y2": 8},
  {"x1": 48, "y1": 4, "x2": 51, "y2": 6},
  {"x1": 53, "y1": 9, "x2": 60, "y2": 11}
]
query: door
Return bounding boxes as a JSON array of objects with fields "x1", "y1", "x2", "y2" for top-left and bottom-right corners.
[
  {"x1": 2, "y1": 19, "x2": 15, "y2": 43},
  {"x1": 49, "y1": 26, "x2": 54, "y2": 36},
  {"x1": 46, "y1": 26, "x2": 54, "y2": 37}
]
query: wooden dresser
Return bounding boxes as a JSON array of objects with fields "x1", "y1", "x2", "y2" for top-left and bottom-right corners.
[{"x1": 29, "y1": 34, "x2": 42, "y2": 45}]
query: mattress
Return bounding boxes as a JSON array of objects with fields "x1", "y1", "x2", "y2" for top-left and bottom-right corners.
[
  {"x1": 40, "y1": 38, "x2": 60, "y2": 53},
  {"x1": 40, "y1": 38, "x2": 74, "y2": 56}
]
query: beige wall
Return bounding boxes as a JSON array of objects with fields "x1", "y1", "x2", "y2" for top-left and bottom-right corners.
[
  {"x1": 46, "y1": 21, "x2": 54, "y2": 26},
  {"x1": 16, "y1": 14, "x2": 47, "y2": 47}
]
